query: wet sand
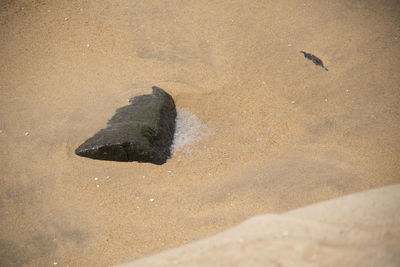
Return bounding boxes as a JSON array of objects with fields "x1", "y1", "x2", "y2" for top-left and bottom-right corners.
[{"x1": 0, "y1": 0, "x2": 399, "y2": 266}]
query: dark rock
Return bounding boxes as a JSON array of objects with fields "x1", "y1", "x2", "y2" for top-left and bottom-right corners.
[
  {"x1": 75, "y1": 86, "x2": 176, "y2": 165},
  {"x1": 300, "y1": 51, "x2": 328, "y2": 71}
]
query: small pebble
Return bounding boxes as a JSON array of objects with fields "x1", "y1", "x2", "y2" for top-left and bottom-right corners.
[
  {"x1": 86, "y1": 43, "x2": 90, "y2": 48},
  {"x1": 149, "y1": 198, "x2": 154, "y2": 202},
  {"x1": 53, "y1": 262, "x2": 57, "y2": 265},
  {"x1": 291, "y1": 101, "x2": 296, "y2": 104},
  {"x1": 96, "y1": 185, "x2": 99, "y2": 188},
  {"x1": 24, "y1": 131, "x2": 30, "y2": 136},
  {"x1": 324, "y1": 98, "x2": 328, "y2": 102},
  {"x1": 94, "y1": 177, "x2": 98, "y2": 181},
  {"x1": 167, "y1": 170, "x2": 172, "y2": 174}
]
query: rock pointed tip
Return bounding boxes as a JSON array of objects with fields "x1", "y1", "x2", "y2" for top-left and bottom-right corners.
[
  {"x1": 74, "y1": 145, "x2": 89, "y2": 158},
  {"x1": 74, "y1": 146, "x2": 83, "y2": 155},
  {"x1": 152, "y1": 86, "x2": 164, "y2": 95}
]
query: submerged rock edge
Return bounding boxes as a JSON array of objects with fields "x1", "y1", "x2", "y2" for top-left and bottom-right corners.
[{"x1": 75, "y1": 86, "x2": 176, "y2": 165}]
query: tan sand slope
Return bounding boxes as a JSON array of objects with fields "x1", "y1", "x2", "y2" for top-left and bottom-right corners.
[
  {"x1": 120, "y1": 185, "x2": 400, "y2": 266},
  {"x1": 0, "y1": 0, "x2": 399, "y2": 266}
]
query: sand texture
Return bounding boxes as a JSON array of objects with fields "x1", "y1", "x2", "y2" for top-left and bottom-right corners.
[
  {"x1": 0, "y1": 0, "x2": 399, "y2": 266},
  {"x1": 120, "y1": 185, "x2": 400, "y2": 267}
]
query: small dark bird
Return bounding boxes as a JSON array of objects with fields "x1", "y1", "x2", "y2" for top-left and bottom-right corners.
[{"x1": 300, "y1": 51, "x2": 328, "y2": 71}]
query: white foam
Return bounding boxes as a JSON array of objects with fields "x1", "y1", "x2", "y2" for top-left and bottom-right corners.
[{"x1": 171, "y1": 108, "x2": 212, "y2": 154}]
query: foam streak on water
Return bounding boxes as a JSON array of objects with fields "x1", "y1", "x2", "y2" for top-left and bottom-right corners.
[{"x1": 171, "y1": 108, "x2": 211, "y2": 154}]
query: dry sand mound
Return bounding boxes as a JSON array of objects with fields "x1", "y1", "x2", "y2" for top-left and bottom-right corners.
[{"x1": 120, "y1": 185, "x2": 400, "y2": 266}]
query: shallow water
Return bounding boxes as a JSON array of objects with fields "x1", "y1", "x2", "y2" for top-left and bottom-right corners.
[{"x1": 0, "y1": 0, "x2": 399, "y2": 266}]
